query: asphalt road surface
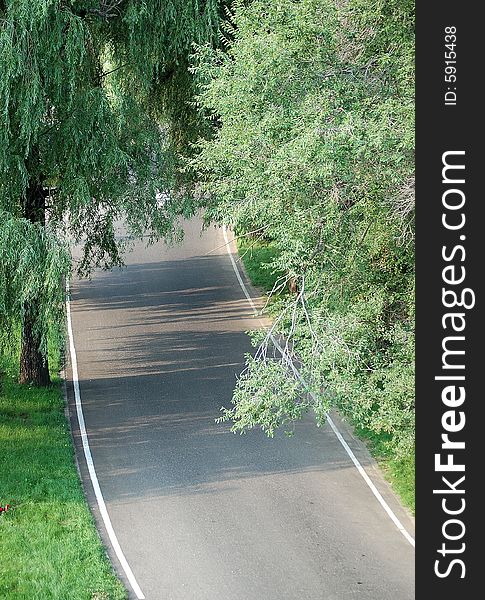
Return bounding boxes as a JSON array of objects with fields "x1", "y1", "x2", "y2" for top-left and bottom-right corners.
[{"x1": 67, "y1": 218, "x2": 415, "y2": 600}]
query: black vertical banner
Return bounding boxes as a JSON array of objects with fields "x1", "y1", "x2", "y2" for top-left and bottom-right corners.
[{"x1": 417, "y1": 3, "x2": 482, "y2": 598}]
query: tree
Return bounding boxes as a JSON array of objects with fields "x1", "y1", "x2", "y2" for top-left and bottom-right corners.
[
  {"x1": 0, "y1": 0, "x2": 219, "y2": 384},
  {"x1": 190, "y1": 0, "x2": 415, "y2": 458}
]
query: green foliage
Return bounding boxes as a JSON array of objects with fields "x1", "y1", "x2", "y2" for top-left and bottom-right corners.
[
  {"x1": 217, "y1": 355, "x2": 309, "y2": 437},
  {"x1": 190, "y1": 0, "x2": 415, "y2": 462},
  {"x1": 0, "y1": 212, "x2": 70, "y2": 357},
  {"x1": 108, "y1": 0, "x2": 221, "y2": 180},
  {"x1": 0, "y1": 1, "x2": 220, "y2": 364}
]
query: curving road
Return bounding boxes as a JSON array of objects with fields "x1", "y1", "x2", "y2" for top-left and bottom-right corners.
[{"x1": 66, "y1": 218, "x2": 415, "y2": 600}]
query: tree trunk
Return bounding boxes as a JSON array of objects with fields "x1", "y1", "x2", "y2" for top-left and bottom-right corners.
[
  {"x1": 19, "y1": 177, "x2": 50, "y2": 386},
  {"x1": 19, "y1": 304, "x2": 50, "y2": 386}
]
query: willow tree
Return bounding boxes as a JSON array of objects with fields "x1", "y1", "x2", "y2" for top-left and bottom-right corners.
[{"x1": 0, "y1": 0, "x2": 219, "y2": 385}]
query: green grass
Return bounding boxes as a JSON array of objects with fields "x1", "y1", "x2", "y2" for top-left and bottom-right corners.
[
  {"x1": 353, "y1": 425, "x2": 415, "y2": 514},
  {"x1": 385, "y1": 452, "x2": 414, "y2": 514},
  {"x1": 236, "y1": 240, "x2": 415, "y2": 515},
  {"x1": 0, "y1": 354, "x2": 126, "y2": 600},
  {"x1": 236, "y1": 238, "x2": 283, "y2": 293}
]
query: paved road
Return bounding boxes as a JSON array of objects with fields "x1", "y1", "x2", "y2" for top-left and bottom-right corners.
[{"x1": 67, "y1": 218, "x2": 415, "y2": 600}]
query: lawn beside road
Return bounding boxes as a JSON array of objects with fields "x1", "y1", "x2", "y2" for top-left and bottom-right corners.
[
  {"x1": 0, "y1": 354, "x2": 126, "y2": 600},
  {"x1": 237, "y1": 237, "x2": 415, "y2": 514}
]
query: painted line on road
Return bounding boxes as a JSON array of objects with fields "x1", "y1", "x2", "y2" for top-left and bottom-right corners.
[
  {"x1": 66, "y1": 283, "x2": 146, "y2": 599},
  {"x1": 222, "y1": 225, "x2": 415, "y2": 549}
]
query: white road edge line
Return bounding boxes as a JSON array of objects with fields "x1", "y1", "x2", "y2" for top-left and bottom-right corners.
[
  {"x1": 66, "y1": 283, "x2": 146, "y2": 600},
  {"x1": 222, "y1": 225, "x2": 415, "y2": 549}
]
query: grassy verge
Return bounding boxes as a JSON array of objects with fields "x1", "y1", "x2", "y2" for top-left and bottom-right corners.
[
  {"x1": 236, "y1": 237, "x2": 283, "y2": 294},
  {"x1": 0, "y1": 353, "x2": 126, "y2": 600},
  {"x1": 353, "y1": 425, "x2": 415, "y2": 514},
  {"x1": 236, "y1": 239, "x2": 415, "y2": 515}
]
